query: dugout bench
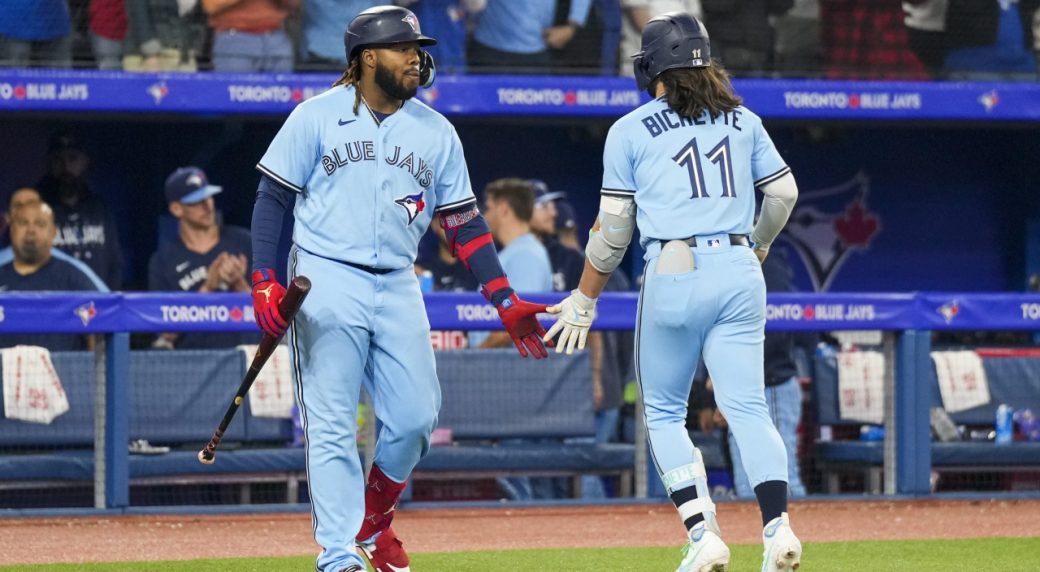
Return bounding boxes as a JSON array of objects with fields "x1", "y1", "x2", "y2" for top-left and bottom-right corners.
[
  {"x1": 812, "y1": 350, "x2": 1040, "y2": 494},
  {"x1": 0, "y1": 348, "x2": 636, "y2": 504}
]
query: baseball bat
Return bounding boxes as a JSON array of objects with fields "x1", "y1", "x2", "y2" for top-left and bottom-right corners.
[{"x1": 198, "y1": 275, "x2": 312, "y2": 464}]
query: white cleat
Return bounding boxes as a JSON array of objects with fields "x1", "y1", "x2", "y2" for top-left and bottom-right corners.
[
  {"x1": 761, "y1": 512, "x2": 802, "y2": 572},
  {"x1": 677, "y1": 521, "x2": 730, "y2": 572}
]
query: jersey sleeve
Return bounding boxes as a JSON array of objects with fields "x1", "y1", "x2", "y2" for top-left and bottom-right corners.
[
  {"x1": 601, "y1": 123, "x2": 637, "y2": 198},
  {"x1": 434, "y1": 126, "x2": 477, "y2": 212},
  {"x1": 751, "y1": 117, "x2": 790, "y2": 188},
  {"x1": 256, "y1": 105, "x2": 319, "y2": 193}
]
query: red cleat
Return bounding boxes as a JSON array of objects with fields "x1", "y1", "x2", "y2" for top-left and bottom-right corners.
[{"x1": 358, "y1": 526, "x2": 410, "y2": 572}]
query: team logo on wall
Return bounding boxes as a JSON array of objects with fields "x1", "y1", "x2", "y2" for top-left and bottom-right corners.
[
  {"x1": 978, "y1": 90, "x2": 999, "y2": 112},
  {"x1": 394, "y1": 192, "x2": 426, "y2": 225},
  {"x1": 75, "y1": 301, "x2": 97, "y2": 326},
  {"x1": 782, "y1": 172, "x2": 881, "y2": 291},
  {"x1": 937, "y1": 300, "x2": 960, "y2": 324},
  {"x1": 147, "y1": 81, "x2": 169, "y2": 104}
]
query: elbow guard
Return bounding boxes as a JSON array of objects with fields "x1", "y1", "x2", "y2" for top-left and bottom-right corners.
[{"x1": 587, "y1": 195, "x2": 635, "y2": 273}]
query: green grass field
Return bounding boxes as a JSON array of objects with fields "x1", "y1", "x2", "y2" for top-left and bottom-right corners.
[{"x1": 3, "y1": 537, "x2": 1037, "y2": 571}]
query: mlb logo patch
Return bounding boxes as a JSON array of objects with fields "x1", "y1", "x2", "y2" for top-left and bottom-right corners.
[{"x1": 706, "y1": 238, "x2": 721, "y2": 248}]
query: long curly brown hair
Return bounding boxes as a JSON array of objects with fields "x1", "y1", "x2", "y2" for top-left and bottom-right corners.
[{"x1": 654, "y1": 62, "x2": 743, "y2": 120}]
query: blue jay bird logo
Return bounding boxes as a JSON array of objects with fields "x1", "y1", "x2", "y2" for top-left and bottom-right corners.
[{"x1": 394, "y1": 192, "x2": 426, "y2": 225}]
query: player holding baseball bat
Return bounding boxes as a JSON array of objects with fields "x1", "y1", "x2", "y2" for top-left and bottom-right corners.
[
  {"x1": 248, "y1": 7, "x2": 552, "y2": 572},
  {"x1": 198, "y1": 275, "x2": 311, "y2": 464}
]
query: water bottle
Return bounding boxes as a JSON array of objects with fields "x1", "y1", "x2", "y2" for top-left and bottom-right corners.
[
  {"x1": 995, "y1": 404, "x2": 1013, "y2": 444},
  {"x1": 419, "y1": 270, "x2": 434, "y2": 293}
]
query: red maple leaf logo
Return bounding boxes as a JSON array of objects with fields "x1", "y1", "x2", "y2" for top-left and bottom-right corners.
[{"x1": 833, "y1": 200, "x2": 880, "y2": 248}]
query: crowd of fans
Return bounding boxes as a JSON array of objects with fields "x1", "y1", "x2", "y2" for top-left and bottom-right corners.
[{"x1": 0, "y1": 1, "x2": 1037, "y2": 79}]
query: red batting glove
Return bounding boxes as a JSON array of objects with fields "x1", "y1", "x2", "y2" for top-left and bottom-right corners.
[
  {"x1": 497, "y1": 293, "x2": 551, "y2": 359},
  {"x1": 251, "y1": 268, "x2": 288, "y2": 338}
]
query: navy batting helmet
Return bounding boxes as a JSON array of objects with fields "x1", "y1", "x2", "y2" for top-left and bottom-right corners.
[
  {"x1": 631, "y1": 12, "x2": 710, "y2": 92},
  {"x1": 344, "y1": 6, "x2": 437, "y2": 63}
]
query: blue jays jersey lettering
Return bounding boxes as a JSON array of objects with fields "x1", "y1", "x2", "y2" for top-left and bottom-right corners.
[
  {"x1": 258, "y1": 84, "x2": 475, "y2": 269},
  {"x1": 602, "y1": 98, "x2": 789, "y2": 245}
]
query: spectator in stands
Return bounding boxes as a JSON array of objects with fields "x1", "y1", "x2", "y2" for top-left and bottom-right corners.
[
  {"x1": 37, "y1": 132, "x2": 124, "y2": 290},
  {"x1": 0, "y1": 0, "x2": 74, "y2": 68},
  {"x1": 397, "y1": 0, "x2": 485, "y2": 74},
  {"x1": 700, "y1": 0, "x2": 793, "y2": 76},
  {"x1": 474, "y1": 178, "x2": 553, "y2": 349},
  {"x1": 774, "y1": 0, "x2": 821, "y2": 76},
  {"x1": 529, "y1": 181, "x2": 581, "y2": 293},
  {"x1": 550, "y1": 0, "x2": 608, "y2": 74},
  {"x1": 123, "y1": 0, "x2": 201, "y2": 71},
  {"x1": 0, "y1": 200, "x2": 100, "y2": 352},
  {"x1": 202, "y1": 0, "x2": 299, "y2": 72},
  {"x1": 620, "y1": 1, "x2": 702, "y2": 77},
  {"x1": 0, "y1": 188, "x2": 108, "y2": 291},
  {"x1": 725, "y1": 249, "x2": 807, "y2": 498},
  {"x1": 468, "y1": 0, "x2": 592, "y2": 73},
  {"x1": 148, "y1": 166, "x2": 253, "y2": 349},
  {"x1": 553, "y1": 199, "x2": 583, "y2": 250},
  {"x1": 301, "y1": 0, "x2": 382, "y2": 68},
  {"x1": 90, "y1": 0, "x2": 128, "y2": 70},
  {"x1": 820, "y1": 0, "x2": 927, "y2": 79}
]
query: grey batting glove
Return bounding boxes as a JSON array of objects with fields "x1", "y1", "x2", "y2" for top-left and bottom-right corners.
[{"x1": 542, "y1": 288, "x2": 598, "y2": 355}]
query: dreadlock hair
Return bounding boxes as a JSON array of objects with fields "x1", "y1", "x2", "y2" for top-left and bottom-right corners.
[
  {"x1": 332, "y1": 57, "x2": 364, "y2": 115},
  {"x1": 652, "y1": 61, "x2": 743, "y2": 120}
]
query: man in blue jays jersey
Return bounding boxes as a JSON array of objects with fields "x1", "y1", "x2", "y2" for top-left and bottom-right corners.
[
  {"x1": 249, "y1": 7, "x2": 551, "y2": 572},
  {"x1": 544, "y1": 12, "x2": 803, "y2": 572}
]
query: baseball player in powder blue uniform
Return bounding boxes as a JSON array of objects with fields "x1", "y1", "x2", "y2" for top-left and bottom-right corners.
[
  {"x1": 544, "y1": 13, "x2": 803, "y2": 572},
  {"x1": 249, "y1": 7, "x2": 551, "y2": 572}
]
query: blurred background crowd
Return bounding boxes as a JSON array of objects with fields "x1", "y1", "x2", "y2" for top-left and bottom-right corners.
[{"x1": 1, "y1": 0, "x2": 1038, "y2": 79}]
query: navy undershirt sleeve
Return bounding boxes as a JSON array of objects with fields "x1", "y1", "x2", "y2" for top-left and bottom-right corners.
[{"x1": 251, "y1": 175, "x2": 296, "y2": 273}]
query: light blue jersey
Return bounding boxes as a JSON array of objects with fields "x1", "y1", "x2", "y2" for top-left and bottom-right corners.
[
  {"x1": 610, "y1": 97, "x2": 793, "y2": 511},
  {"x1": 259, "y1": 84, "x2": 477, "y2": 572},
  {"x1": 602, "y1": 98, "x2": 789, "y2": 246},
  {"x1": 258, "y1": 84, "x2": 476, "y2": 269}
]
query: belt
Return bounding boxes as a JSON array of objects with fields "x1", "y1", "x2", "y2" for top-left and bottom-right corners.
[
  {"x1": 297, "y1": 245, "x2": 396, "y2": 274},
  {"x1": 343, "y1": 260, "x2": 395, "y2": 275},
  {"x1": 656, "y1": 234, "x2": 750, "y2": 247}
]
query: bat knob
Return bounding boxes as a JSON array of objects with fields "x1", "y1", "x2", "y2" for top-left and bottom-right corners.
[{"x1": 198, "y1": 449, "x2": 215, "y2": 465}]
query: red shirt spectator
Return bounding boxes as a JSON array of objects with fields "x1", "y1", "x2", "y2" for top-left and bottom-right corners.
[{"x1": 821, "y1": 0, "x2": 927, "y2": 79}]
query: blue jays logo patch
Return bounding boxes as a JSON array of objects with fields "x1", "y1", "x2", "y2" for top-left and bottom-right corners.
[
  {"x1": 395, "y1": 192, "x2": 426, "y2": 225},
  {"x1": 782, "y1": 171, "x2": 881, "y2": 291},
  {"x1": 402, "y1": 14, "x2": 420, "y2": 33}
]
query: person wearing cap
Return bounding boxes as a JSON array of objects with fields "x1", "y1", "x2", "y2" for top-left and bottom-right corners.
[
  {"x1": 529, "y1": 180, "x2": 583, "y2": 293},
  {"x1": 147, "y1": 166, "x2": 252, "y2": 350},
  {"x1": 37, "y1": 132, "x2": 124, "y2": 290}
]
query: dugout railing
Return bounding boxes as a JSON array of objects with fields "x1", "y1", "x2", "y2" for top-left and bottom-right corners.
[{"x1": 1, "y1": 291, "x2": 1039, "y2": 511}]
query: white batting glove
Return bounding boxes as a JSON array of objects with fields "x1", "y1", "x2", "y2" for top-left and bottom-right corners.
[{"x1": 542, "y1": 289, "x2": 597, "y2": 355}]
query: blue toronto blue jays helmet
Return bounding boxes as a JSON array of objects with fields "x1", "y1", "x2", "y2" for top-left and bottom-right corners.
[
  {"x1": 344, "y1": 6, "x2": 437, "y2": 63},
  {"x1": 631, "y1": 12, "x2": 711, "y2": 91}
]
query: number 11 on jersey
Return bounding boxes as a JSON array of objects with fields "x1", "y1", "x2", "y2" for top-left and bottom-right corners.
[{"x1": 672, "y1": 136, "x2": 735, "y2": 199}]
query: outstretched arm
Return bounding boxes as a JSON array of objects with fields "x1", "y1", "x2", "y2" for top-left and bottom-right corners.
[
  {"x1": 544, "y1": 195, "x2": 635, "y2": 354},
  {"x1": 438, "y1": 204, "x2": 551, "y2": 359}
]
